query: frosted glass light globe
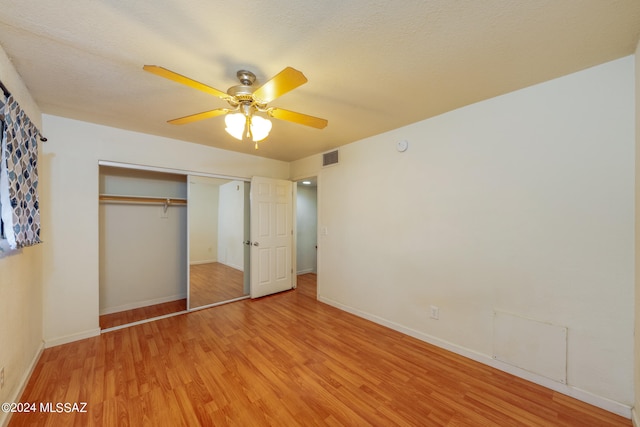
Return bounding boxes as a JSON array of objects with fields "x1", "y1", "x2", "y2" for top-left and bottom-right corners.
[{"x1": 224, "y1": 113, "x2": 246, "y2": 140}]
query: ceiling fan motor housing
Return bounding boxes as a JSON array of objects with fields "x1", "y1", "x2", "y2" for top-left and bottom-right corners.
[
  {"x1": 227, "y1": 70, "x2": 258, "y2": 102},
  {"x1": 227, "y1": 85, "x2": 254, "y2": 101},
  {"x1": 236, "y1": 70, "x2": 256, "y2": 86}
]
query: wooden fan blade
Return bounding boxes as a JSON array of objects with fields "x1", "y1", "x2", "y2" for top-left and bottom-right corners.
[
  {"x1": 167, "y1": 109, "x2": 229, "y2": 125},
  {"x1": 268, "y1": 108, "x2": 328, "y2": 129},
  {"x1": 143, "y1": 65, "x2": 230, "y2": 100},
  {"x1": 252, "y1": 67, "x2": 308, "y2": 104}
]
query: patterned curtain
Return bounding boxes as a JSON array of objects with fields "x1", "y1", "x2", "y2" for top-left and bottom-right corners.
[{"x1": 0, "y1": 94, "x2": 41, "y2": 251}]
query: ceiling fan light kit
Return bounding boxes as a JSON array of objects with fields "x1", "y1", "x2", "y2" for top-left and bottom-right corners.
[
  {"x1": 143, "y1": 65, "x2": 327, "y2": 149},
  {"x1": 224, "y1": 112, "x2": 247, "y2": 140},
  {"x1": 223, "y1": 101, "x2": 273, "y2": 148}
]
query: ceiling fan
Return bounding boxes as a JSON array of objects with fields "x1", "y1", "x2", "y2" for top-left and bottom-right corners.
[{"x1": 143, "y1": 65, "x2": 328, "y2": 149}]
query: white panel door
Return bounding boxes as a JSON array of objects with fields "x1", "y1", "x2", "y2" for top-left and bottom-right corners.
[{"x1": 250, "y1": 176, "x2": 293, "y2": 298}]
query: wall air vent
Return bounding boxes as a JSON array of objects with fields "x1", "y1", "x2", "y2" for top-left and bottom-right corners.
[{"x1": 322, "y1": 150, "x2": 339, "y2": 167}]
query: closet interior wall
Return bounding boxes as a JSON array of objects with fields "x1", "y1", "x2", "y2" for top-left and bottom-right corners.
[{"x1": 99, "y1": 166, "x2": 188, "y2": 322}]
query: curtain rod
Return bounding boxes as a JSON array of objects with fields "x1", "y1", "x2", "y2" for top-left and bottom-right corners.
[
  {"x1": 0, "y1": 80, "x2": 9, "y2": 98},
  {"x1": 0, "y1": 79, "x2": 48, "y2": 142}
]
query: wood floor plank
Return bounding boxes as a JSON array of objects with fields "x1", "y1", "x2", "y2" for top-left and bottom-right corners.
[
  {"x1": 8, "y1": 274, "x2": 631, "y2": 426},
  {"x1": 189, "y1": 262, "x2": 246, "y2": 308}
]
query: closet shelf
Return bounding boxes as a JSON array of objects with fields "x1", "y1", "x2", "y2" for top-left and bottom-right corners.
[{"x1": 99, "y1": 194, "x2": 187, "y2": 206}]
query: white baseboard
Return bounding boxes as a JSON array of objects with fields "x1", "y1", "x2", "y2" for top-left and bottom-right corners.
[
  {"x1": 318, "y1": 296, "x2": 632, "y2": 420},
  {"x1": 189, "y1": 260, "x2": 244, "y2": 271},
  {"x1": 0, "y1": 341, "x2": 44, "y2": 427},
  {"x1": 219, "y1": 261, "x2": 243, "y2": 271},
  {"x1": 99, "y1": 293, "x2": 186, "y2": 315},
  {"x1": 44, "y1": 328, "x2": 101, "y2": 348},
  {"x1": 189, "y1": 259, "x2": 217, "y2": 265},
  {"x1": 296, "y1": 268, "x2": 315, "y2": 275}
]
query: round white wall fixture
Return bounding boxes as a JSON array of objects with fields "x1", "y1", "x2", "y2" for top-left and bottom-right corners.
[{"x1": 396, "y1": 139, "x2": 409, "y2": 152}]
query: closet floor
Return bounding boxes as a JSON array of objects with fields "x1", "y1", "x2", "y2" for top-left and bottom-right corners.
[{"x1": 99, "y1": 299, "x2": 187, "y2": 330}]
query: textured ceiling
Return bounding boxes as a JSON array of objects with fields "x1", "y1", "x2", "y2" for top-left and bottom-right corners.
[{"x1": 0, "y1": 1, "x2": 639, "y2": 162}]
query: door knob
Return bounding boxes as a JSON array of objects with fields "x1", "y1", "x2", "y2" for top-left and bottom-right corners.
[
  {"x1": 243, "y1": 240, "x2": 251, "y2": 246},
  {"x1": 252, "y1": 242, "x2": 259, "y2": 247}
]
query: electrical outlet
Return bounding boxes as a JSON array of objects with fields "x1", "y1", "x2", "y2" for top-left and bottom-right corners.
[
  {"x1": 1, "y1": 367, "x2": 4, "y2": 389},
  {"x1": 430, "y1": 305, "x2": 440, "y2": 320}
]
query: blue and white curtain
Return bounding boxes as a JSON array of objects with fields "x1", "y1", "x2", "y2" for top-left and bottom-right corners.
[{"x1": 0, "y1": 94, "x2": 41, "y2": 251}]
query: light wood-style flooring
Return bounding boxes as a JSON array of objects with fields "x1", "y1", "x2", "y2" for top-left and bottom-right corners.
[
  {"x1": 189, "y1": 262, "x2": 246, "y2": 308},
  {"x1": 10, "y1": 274, "x2": 631, "y2": 426},
  {"x1": 99, "y1": 262, "x2": 245, "y2": 330},
  {"x1": 99, "y1": 299, "x2": 187, "y2": 330}
]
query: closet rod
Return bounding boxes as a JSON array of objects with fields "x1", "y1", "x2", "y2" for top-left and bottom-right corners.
[
  {"x1": 0, "y1": 79, "x2": 48, "y2": 142},
  {"x1": 99, "y1": 195, "x2": 187, "y2": 205}
]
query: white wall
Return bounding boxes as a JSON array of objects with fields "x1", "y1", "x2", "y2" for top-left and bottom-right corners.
[
  {"x1": 292, "y1": 56, "x2": 635, "y2": 415},
  {"x1": 189, "y1": 175, "x2": 220, "y2": 264},
  {"x1": 634, "y1": 40, "x2": 640, "y2": 427},
  {"x1": 296, "y1": 185, "x2": 317, "y2": 274},
  {"x1": 99, "y1": 203, "x2": 187, "y2": 313},
  {"x1": 40, "y1": 115, "x2": 289, "y2": 346},
  {"x1": 218, "y1": 180, "x2": 245, "y2": 270},
  {"x1": 0, "y1": 45, "x2": 44, "y2": 427}
]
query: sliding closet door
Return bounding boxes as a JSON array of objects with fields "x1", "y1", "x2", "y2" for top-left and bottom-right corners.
[{"x1": 188, "y1": 176, "x2": 250, "y2": 310}]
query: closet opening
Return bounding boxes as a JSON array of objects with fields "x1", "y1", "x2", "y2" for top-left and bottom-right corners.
[
  {"x1": 99, "y1": 166, "x2": 188, "y2": 330},
  {"x1": 98, "y1": 162, "x2": 253, "y2": 331}
]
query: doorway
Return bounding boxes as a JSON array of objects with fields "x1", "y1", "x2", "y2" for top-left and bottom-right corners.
[{"x1": 295, "y1": 178, "x2": 318, "y2": 277}]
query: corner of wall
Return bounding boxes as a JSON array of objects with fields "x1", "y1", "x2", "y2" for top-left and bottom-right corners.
[
  {"x1": 634, "y1": 37, "x2": 640, "y2": 427},
  {"x1": 0, "y1": 44, "x2": 42, "y2": 128},
  {"x1": 0, "y1": 342, "x2": 44, "y2": 427},
  {"x1": 289, "y1": 152, "x2": 323, "y2": 181}
]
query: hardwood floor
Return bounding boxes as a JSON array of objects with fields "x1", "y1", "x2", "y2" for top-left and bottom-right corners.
[
  {"x1": 99, "y1": 299, "x2": 187, "y2": 330},
  {"x1": 189, "y1": 262, "x2": 246, "y2": 308},
  {"x1": 9, "y1": 274, "x2": 631, "y2": 426}
]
